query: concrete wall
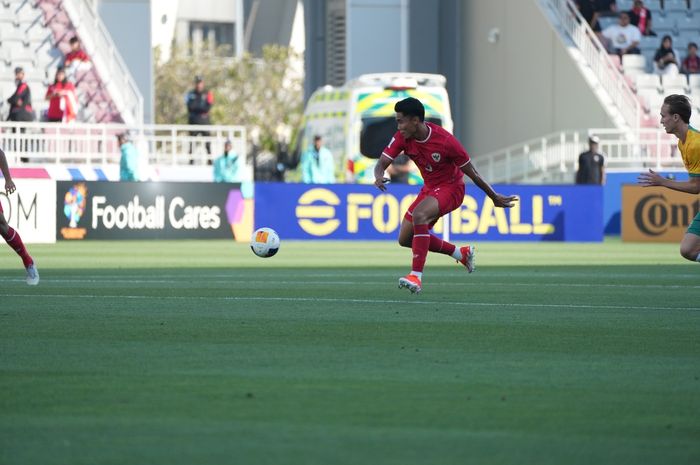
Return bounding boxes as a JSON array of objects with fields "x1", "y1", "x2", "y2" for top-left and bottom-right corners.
[
  {"x1": 245, "y1": 0, "x2": 298, "y2": 55},
  {"x1": 460, "y1": 0, "x2": 614, "y2": 156},
  {"x1": 346, "y1": 0, "x2": 405, "y2": 79},
  {"x1": 98, "y1": 0, "x2": 153, "y2": 124}
]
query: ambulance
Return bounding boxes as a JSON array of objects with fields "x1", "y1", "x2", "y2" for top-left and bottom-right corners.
[{"x1": 294, "y1": 73, "x2": 453, "y2": 184}]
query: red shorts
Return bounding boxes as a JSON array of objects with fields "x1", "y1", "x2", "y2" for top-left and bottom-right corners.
[{"x1": 404, "y1": 183, "x2": 465, "y2": 228}]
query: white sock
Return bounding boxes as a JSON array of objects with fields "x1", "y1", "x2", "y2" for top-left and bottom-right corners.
[
  {"x1": 452, "y1": 249, "x2": 462, "y2": 260},
  {"x1": 410, "y1": 271, "x2": 422, "y2": 279}
]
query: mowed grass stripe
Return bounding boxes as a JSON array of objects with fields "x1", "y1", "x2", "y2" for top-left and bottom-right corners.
[
  {"x1": 1, "y1": 276, "x2": 699, "y2": 290},
  {"x1": 1, "y1": 240, "x2": 699, "y2": 465},
  {"x1": 3, "y1": 293, "x2": 698, "y2": 312}
]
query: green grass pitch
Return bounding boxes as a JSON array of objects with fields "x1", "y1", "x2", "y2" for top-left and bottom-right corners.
[{"x1": 1, "y1": 239, "x2": 698, "y2": 465}]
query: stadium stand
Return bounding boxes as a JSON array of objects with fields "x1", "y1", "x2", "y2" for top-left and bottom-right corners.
[
  {"x1": 0, "y1": 0, "x2": 122, "y2": 123},
  {"x1": 611, "y1": 0, "x2": 700, "y2": 127}
]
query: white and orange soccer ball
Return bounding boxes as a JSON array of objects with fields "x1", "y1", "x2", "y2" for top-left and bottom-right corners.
[{"x1": 250, "y1": 227, "x2": 280, "y2": 258}]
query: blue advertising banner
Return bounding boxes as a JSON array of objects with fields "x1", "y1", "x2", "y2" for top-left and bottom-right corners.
[{"x1": 255, "y1": 183, "x2": 603, "y2": 242}]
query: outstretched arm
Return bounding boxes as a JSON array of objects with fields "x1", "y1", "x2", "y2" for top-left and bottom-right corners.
[
  {"x1": 461, "y1": 161, "x2": 517, "y2": 208},
  {"x1": 638, "y1": 169, "x2": 700, "y2": 194},
  {"x1": 0, "y1": 148, "x2": 16, "y2": 194}
]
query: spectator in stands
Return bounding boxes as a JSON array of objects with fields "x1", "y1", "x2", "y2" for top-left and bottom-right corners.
[
  {"x1": 300, "y1": 135, "x2": 335, "y2": 184},
  {"x1": 653, "y1": 35, "x2": 680, "y2": 76},
  {"x1": 602, "y1": 12, "x2": 641, "y2": 56},
  {"x1": 576, "y1": 136, "x2": 606, "y2": 185},
  {"x1": 213, "y1": 140, "x2": 242, "y2": 183},
  {"x1": 45, "y1": 67, "x2": 78, "y2": 123},
  {"x1": 576, "y1": 0, "x2": 603, "y2": 32},
  {"x1": 63, "y1": 36, "x2": 91, "y2": 77},
  {"x1": 7, "y1": 67, "x2": 33, "y2": 123},
  {"x1": 681, "y1": 42, "x2": 700, "y2": 75},
  {"x1": 598, "y1": 0, "x2": 617, "y2": 16},
  {"x1": 7, "y1": 67, "x2": 34, "y2": 162},
  {"x1": 117, "y1": 133, "x2": 140, "y2": 181},
  {"x1": 576, "y1": 0, "x2": 618, "y2": 32},
  {"x1": 628, "y1": 0, "x2": 655, "y2": 36},
  {"x1": 185, "y1": 75, "x2": 214, "y2": 164}
]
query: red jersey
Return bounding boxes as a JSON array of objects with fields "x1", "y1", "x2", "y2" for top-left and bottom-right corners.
[
  {"x1": 381, "y1": 122, "x2": 470, "y2": 188},
  {"x1": 45, "y1": 81, "x2": 77, "y2": 122},
  {"x1": 64, "y1": 49, "x2": 89, "y2": 66}
]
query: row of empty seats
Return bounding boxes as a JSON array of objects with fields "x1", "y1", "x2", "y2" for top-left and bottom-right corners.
[{"x1": 616, "y1": 0, "x2": 700, "y2": 13}]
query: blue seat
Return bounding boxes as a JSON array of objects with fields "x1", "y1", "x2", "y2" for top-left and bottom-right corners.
[
  {"x1": 677, "y1": 16, "x2": 700, "y2": 35},
  {"x1": 664, "y1": 0, "x2": 690, "y2": 13},
  {"x1": 640, "y1": 35, "x2": 659, "y2": 50}
]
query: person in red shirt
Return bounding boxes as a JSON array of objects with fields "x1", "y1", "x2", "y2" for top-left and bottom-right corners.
[
  {"x1": 45, "y1": 67, "x2": 77, "y2": 122},
  {"x1": 628, "y1": 0, "x2": 655, "y2": 37},
  {"x1": 681, "y1": 42, "x2": 700, "y2": 75},
  {"x1": 63, "y1": 37, "x2": 90, "y2": 69},
  {"x1": 374, "y1": 97, "x2": 517, "y2": 293}
]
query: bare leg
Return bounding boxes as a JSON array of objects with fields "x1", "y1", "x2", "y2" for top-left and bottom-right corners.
[{"x1": 680, "y1": 233, "x2": 700, "y2": 262}]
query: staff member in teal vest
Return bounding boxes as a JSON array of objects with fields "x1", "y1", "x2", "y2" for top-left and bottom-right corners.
[
  {"x1": 213, "y1": 140, "x2": 242, "y2": 182},
  {"x1": 300, "y1": 135, "x2": 335, "y2": 184}
]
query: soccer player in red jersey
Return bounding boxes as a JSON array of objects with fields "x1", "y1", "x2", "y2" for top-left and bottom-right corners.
[
  {"x1": 0, "y1": 147, "x2": 39, "y2": 285},
  {"x1": 374, "y1": 97, "x2": 515, "y2": 293}
]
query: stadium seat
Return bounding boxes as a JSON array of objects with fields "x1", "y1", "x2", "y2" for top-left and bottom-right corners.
[
  {"x1": 692, "y1": 1, "x2": 700, "y2": 15},
  {"x1": 653, "y1": 30, "x2": 676, "y2": 42},
  {"x1": 652, "y1": 14, "x2": 674, "y2": 31},
  {"x1": 636, "y1": 73, "x2": 662, "y2": 92},
  {"x1": 623, "y1": 54, "x2": 647, "y2": 72},
  {"x1": 647, "y1": 93, "x2": 666, "y2": 114},
  {"x1": 661, "y1": 10, "x2": 688, "y2": 26},
  {"x1": 598, "y1": 16, "x2": 617, "y2": 30},
  {"x1": 0, "y1": 24, "x2": 30, "y2": 46},
  {"x1": 617, "y1": 0, "x2": 633, "y2": 10},
  {"x1": 640, "y1": 35, "x2": 660, "y2": 51},
  {"x1": 645, "y1": 0, "x2": 663, "y2": 13},
  {"x1": 689, "y1": 74, "x2": 700, "y2": 89},
  {"x1": 624, "y1": 68, "x2": 647, "y2": 81},
  {"x1": 662, "y1": 73, "x2": 688, "y2": 89},
  {"x1": 663, "y1": 0, "x2": 690, "y2": 13},
  {"x1": 676, "y1": 16, "x2": 700, "y2": 35},
  {"x1": 691, "y1": 91, "x2": 700, "y2": 109}
]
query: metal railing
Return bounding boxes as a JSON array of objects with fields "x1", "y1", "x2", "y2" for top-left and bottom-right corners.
[
  {"x1": 475, "y1": 128, "x2": 684, "y2": 184},
  {"x1": 545, "y1": 0, "x2": 641, "y2": 131},
  {"x1": 62, "y1": 0, "x2": 144, "y2": 125},
  {"x1": 0, "y1": 121, "x2": 246, "y2": 167}
]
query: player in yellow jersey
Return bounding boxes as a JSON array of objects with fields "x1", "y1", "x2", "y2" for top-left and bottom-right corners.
[{"x1": 638, "y1": 94, "x2": 700, "y2": 263}]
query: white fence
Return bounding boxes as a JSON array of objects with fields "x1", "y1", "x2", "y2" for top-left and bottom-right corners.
[
  {"x1": 0, "y1": 121, "x2": 246, "y2": 167},
  {"x1": 475, "y1": 128, "x2": 684, "y2": 184}
]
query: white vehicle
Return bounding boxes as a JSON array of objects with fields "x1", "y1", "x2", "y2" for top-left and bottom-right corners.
[{"x1": 293, "y1": 73, "x2": 454, "y2": 183}]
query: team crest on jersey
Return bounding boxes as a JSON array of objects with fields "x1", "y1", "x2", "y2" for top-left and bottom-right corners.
[{"x1": 431, "y1": 152, "x2": 441, "y2": 162}]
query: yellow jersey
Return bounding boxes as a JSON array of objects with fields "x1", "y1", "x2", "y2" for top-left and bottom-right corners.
[{"x1": 679, "y1": 126, "x2": 700, "y2": 177}]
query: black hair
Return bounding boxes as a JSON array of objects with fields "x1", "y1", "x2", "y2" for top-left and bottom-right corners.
[
  {"x1": 689, "y1": 42, "x2": 698, "y2": 49},
  {"x1": 663, "y1": 94, "x2": 691, "y2": 124},
  {"x1": 394, "y1": 97, "x2": 425, "y2": 122},
  {"x1": 69, "y1": 36, "x2": 79, "y2": 44}
]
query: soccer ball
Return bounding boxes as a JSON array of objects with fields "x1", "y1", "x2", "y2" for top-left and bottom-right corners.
[{"x1": 250, "y1": 227, "x2": 280, "y2": 258}]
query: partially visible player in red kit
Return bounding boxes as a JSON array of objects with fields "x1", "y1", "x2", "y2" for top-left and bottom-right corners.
[
  {"x1": 0, "y1": 147, "x2": 39, "y2": 285},
  {"x1": 374, "y1": 97, "x2": 515, "y2": 293}
]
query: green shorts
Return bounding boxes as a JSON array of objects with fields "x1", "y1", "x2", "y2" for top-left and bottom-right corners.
[{"x1": 688, "y1": 211, "x2": 700, "y2": 237}]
